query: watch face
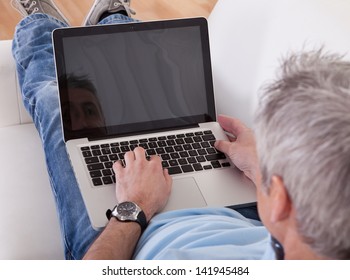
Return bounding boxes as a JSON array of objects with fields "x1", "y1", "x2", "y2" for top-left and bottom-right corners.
[{"x1": 117, "y1": 201, "x2": 137, "y2": 217}]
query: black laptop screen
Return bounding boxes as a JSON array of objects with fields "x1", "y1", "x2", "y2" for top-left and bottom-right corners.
[{"x1": 53, "y1": 18, "x2": 215, "y2": 141}]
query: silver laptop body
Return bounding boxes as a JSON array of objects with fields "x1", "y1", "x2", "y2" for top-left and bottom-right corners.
[{"x1": 53, "y1": 18, "x2": 256, "y2": 229}]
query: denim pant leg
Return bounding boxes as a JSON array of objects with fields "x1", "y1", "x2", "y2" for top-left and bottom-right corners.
[
  {"x1": 12, "y1": 14, "x2": 100, "y2": 260},
  {"x1": 12, "y1": 13, "x2": 138, "y2": 259}
]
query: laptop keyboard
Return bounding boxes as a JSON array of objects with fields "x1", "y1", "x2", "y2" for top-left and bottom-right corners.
[{"x1": 80, "y1": 130, "x2": 231, "y2": 187}]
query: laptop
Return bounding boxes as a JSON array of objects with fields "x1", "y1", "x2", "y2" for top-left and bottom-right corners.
[{"x1": 52, "y1": 17, "x2": 256, "y2": 229}]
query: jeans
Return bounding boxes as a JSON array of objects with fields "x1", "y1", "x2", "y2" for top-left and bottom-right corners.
[{"x1": 12, "y1": 13, "x2": 137, "y2": 260}]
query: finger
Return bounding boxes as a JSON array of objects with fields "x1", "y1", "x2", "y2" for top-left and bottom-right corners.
[
  {"x1": 163, "y1": 168, "x2": 173, "y2": 187},
  {"x1": 133, "y1": 147, "x2": 146, "y2": 160},
  {"x1": 124, "y1": 150, "x2": 135, "y2": 165},
  {"x1": 149, "y1": 154, "x2": 162, "y2": 163},
  {"x1": 214, "y1": 139, "x2": 234, "y2": 154},
  {"x1": 113, "y1": 160, "x2": 124, "y2": 174},
  {"x1": 217, "y1": 115, "x2": 247, "y2": 136}
]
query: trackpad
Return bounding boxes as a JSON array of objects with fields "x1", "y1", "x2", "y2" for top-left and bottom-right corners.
[{"x1": 162, "y1": 177, "x2": 207, "y2": 212}]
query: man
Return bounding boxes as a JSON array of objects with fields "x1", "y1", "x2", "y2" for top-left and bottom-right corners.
[{"x1": 11, "y1": 0, "x2": 350, "y2": 260}]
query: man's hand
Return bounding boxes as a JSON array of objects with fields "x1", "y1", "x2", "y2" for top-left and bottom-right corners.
[
  {"x1": 215, "y1": 115, "x2": 261, "y2": 187},
  {"x1": 113, "y1": 147, "x2": 172, "y2": 221}
]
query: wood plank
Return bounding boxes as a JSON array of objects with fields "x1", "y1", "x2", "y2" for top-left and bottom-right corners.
[{"x1": 0, "y1": 0, "x2": 217, "y2": 40}]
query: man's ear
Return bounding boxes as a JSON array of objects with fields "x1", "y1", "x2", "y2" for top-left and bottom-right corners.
[{"x1": 269, "y1": 175, "x2": 292, "y2": 224}]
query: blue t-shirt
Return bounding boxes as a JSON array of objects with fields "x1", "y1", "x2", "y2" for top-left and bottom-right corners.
[{"x1": 133, "y1": 207, "x2": 275, "y2": 260}]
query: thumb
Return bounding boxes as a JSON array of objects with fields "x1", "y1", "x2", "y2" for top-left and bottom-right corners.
[{"x1": 215, "y1": 140, "x2": 233, "y2": 155}]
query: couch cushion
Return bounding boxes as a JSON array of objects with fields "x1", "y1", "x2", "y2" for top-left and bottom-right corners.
[
  {"x1": 0, "y1": 40, "x2": 32, "y2": 128},
  {"x1": 0, "y1": 124, "x2": 64, "y2": 259}
]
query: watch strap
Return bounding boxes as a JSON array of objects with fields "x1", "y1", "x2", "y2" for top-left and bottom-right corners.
[{"x1": 106, "y1": 206, "x2": 148, "y2": 233}]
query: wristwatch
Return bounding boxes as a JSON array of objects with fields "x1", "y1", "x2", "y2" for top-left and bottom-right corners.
[{"x1": 106, "y1": 201, "x2": 148, "y2": 233}]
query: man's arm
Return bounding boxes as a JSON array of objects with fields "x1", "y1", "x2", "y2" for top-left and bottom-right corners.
[
  {"x1": 215, "y1": 115, "x2": 261, "y2": 187},
  {"x1": 83, "y1": 147, "x2": 172, "y2": 259}
]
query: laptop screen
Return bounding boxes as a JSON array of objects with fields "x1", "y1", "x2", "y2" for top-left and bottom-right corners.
[{"x1": 53, "y1": 18, "x2": 215, "y2": 141}]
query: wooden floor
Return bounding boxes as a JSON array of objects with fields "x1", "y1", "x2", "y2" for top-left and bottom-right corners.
[{"x1": 0, "y1": 0, "x2": 217, "y2": 40}]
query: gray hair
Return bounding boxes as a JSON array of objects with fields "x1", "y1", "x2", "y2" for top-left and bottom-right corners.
[{"x1": 254, "y1": 49, "x2": 350, "y2": 259}]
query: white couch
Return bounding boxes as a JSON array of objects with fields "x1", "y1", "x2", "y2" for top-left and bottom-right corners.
[{"x1": 1, "y1": 0, "x2": 350, "y2": 259}]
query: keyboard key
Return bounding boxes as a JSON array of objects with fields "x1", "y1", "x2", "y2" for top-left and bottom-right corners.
[
  {"x1": 156, "y1": 147, "x2": 166, "y2": 154},
  {"x1": 101, "y1": 148, "x2": 111, "y2": 155},
  {"x1": 92, "y1": 150, "x2": 102, "y2": 156},
  {"x1": 178, "y1": 158, "x2": 188, "y2": 165},
  {"x1": 196, "y1": 156, "x2": 206, "y2": 162},
  {"x1": 90, "y1": 170, "x2": 102, "y2": 178},
  {"x1": 184, "y1": 137, "x2": 194, "y2": 144},
  {"x1": 109, "y1": 154, "x2": 118, "y2": 161},
  {"x1": 174, "y1": 145, "x2": 183, "y2": 152},
  {"x1": 82, "y1": 151, "x2": 92, "y2": 157},
  {"x1": 201, "y1": 142, "x2": 210, "y2": 148},
  {"x1": 102, "y1": 176, "x2": 113, "y2": 185},
  {"x1": 195, "y1": 131, "x2": 204, "y2": 136},
  {"x1": 81, "y1": 146, "x2": 90, "y2": 151},
  {"x1": 176, "y1": 134, "x2": 185, "y2": 138},
  {"x1": 167, "y1": 135, "x2": 176, "y2": 139},
  {"x1": 167, "y1": 166, "x2": 182, "y2": 175},
  {"x1": 91, "y1": 145, "x2": 100, "y2": 149},
  {"x1": 149, "y1": 137, "x2": 157, "y2": 142},
  {"x1": 192, "y1": 143, "x2": 201, "y2": 149},
  {"x1": 161, "y1": 154, "x2": 171, "y2": 161},
  {"x1": 99, "y1": 155, "x2": 109, "y2": 162},
  {"x1": 206, "y1": 147, "x2": 217, "y2": 154},
  {"x1": 169, "y1": 159, "x2": 178, "y2": 166},
  {"x1": 111, "y1": 147, "x2": 120, "y2": 153},
  {"x1": 193, "y1": 163, "x2": 203, "y2": 171},
  {"x1": 120, "y1": 141, "x2": 129, "y2": 146},
  {"x1": 88, "y1": 163, "x2": 104, "y2": 171},
  {"x1": 211, "y1": 161, "x2": 221, "y2": 169},
  {"x1": 130, "y1": 140, "x2": 139, "y2": 144},
  {"x1": 181, "y1": 164, "x2": 194, "y2": 173},
  {"x1": 203, "y1": 165, "x2": 213, "y2": 170},
  {"x1": 179, "y1": 151, "x2": 189, "y2": 158},
  {"x1": 162, "y1": 161, "x2": 170, "y2": 168},
  {"x1": 175, "y1": 138, "x2": 185, "y2": 145},
  {"x1": 202, "y1": 134, "x2": 216, "y2": 141},
  {"x1": 101, "y1": 144, "x2": 110, "y2": 148},
  {"x1": 183, "y1": 144, "x2": 192, "y2": 150},
  {"x1": 204, "y1": 130, "x2": 212, "y2": 134},
  {"x1": 222, "y1": 162, "x2": 231, "y2": 167},
  {"x1": 148, "y1": 142, "x2": 158, "y2": 148},
  {"x1": 165, "y1": 146, "x2": 174, "y2": 153},
  {"x1": 197, "y1": 149, "x2": 207, "y2": 155},
  {"x1": 105, "y1": 162, "x2": 113, "y2": 168},
  {"x1": 85, "y1": 157, "x2": 99, "y2": 164},
  {"x1": 170, "y1": 153, "x2": 180, "y2": 159},
  {"x1": 102, "y1": 169, "x2": 113, "y2": 176},
  {"x1": 121, "y1": 146, "x2": 130, "y2": 152},
  {"x1": 92, "y1": 178, "x2": 103, "y2": 186},
  {"x1": 147, "y1": 149, "x2": 156, "y2": 155},
  {"x1": 187, "y1": 157, "x2": 197, "y2": 164},
  {"x1": 205, "y1": 153, "x2": 226, "y2": 161}
]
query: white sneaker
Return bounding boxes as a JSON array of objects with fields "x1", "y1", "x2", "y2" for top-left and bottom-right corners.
[{"x1": 83, "y1": 0, "x2": 136, "y2": 26}]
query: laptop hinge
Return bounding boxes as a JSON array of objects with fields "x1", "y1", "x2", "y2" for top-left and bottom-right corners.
[{"x1": 87, "y1": 124, "x2": 200, "y2": 142}]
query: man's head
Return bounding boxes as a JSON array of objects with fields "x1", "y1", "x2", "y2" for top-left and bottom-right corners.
[
  {"x1": 254, "y1": 49, "x2": 350, "y2": 259},
  {"x1": 62, "y1": 74, "x2": 105, "y2": 130}
]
